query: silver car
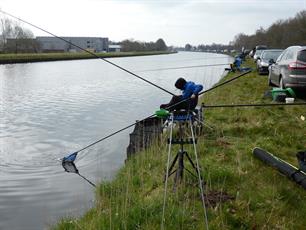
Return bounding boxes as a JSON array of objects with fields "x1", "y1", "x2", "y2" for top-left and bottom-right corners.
[
  {"x1": 268, "y1": 46, "x2": 306, "y2": 89},
  {"x1": 253, "y1": 49, "x2": 264, "y2": 61},
  {"x1": 256, "y1": 49, "x2": 283, "y2": 75}
]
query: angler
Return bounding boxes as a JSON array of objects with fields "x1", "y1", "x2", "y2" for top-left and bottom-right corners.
[{"x1": 160, "y1": 77, "x2": 203, "y2": 111}]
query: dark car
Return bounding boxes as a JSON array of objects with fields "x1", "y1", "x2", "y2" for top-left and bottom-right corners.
[
  {"x1": 256, "y1": 49, "x2": 283, "y2": 75},
  {"x1": 268, "y1": 46, "x2": 306, "y2": 89}
]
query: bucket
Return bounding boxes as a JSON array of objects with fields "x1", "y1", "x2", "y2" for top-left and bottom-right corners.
[{"x1": 285, "y1": 97, "x2": 295, "y2": 103}]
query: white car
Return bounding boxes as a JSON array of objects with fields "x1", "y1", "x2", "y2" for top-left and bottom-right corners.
[{"x1": 256, "y1": 49, "x2": 283, "y2": 75}]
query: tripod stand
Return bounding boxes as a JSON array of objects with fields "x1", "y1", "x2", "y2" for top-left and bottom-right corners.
[
  {"x1": 162, "y1": 110, "x2": 209, "y2": 229},
  {"x1": 166, "y1": 124, "x2": 201, "y2": 190}
]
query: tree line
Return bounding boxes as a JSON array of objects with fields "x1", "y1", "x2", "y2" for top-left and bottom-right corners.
[
  {"x1": 184, "y1": 43, "x2": 233, "y2": 53},
  {"x1": 119, "y1": 38, "x2": 168, "y2": 52},
  {"x1": 231, "y1": 10, "x2": 306, "y2": 50},
  {"x1": 0, "y1": 17, "x2": 40, "y2": 53}
]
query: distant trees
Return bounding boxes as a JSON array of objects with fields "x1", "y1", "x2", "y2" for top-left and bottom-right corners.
[
  {"x1": 0, "y1": 17, "x2": 39, "y2": 53},
  {"x1": 231, "y1": 10, "x2": 306, "y2": 50},
  {"x1": 155, "y1": 38, "x2": 167, "y2": 51},
  {"x1": 185, "y1": 44, "x2": 192, "y2": 51},
  {"x1": 197, "y1": 43, "x2": 233, "y2": 52},
  {"x1": 121, "y1": 38, "x2": 168, "y2": 52}
]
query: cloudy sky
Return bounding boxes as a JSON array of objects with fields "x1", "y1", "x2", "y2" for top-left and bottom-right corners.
[{"x1": 0, "y1": 0, "x2": 305, "y2": 46}]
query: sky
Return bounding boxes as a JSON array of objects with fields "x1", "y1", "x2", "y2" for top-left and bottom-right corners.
[{"x1": 0, "y1": 0, "x2": 305, "y2": 47}]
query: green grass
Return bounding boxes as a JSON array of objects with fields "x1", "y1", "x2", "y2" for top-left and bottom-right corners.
[
  {"x1": 0, "y1": 51, "x2": 174, "y2": 64},
  {"x1": 54, "y1": 59, "x2": 306, "y2": 229}
]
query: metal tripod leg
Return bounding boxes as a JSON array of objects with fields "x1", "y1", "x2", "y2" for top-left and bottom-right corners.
[
  {"x1": 189, "y1": 119, "x2": 209, "y2": 230},
  {"x1": 185, "y1": 152, "x2": 204, "y2": 181},
  {"x1": 164, "y1": 153, "x2": 179, "y2": 182},
  {"x1": 173, "y1": 150, "x2": 184, "y2": 191}
]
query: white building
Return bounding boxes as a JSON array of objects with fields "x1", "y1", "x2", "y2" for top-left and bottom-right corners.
[{"x1": 108, "y1": 44, "x2": 121, "y2": 52}]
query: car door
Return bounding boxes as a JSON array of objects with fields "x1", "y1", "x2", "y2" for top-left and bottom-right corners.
[
  {"x1": 270, "y1": 51, "x2": 286, "y2": 85},
  {"x1": 279, "y1": 49, "x2": 294, "y2": 83}
]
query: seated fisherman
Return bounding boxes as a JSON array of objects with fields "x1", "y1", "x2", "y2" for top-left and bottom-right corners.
[
  {"x1": 160, "y1": 77, "x2": 203, "y2": 111},
  {"x1": 230, "y1": 55, "x2": 242, "y2": 72}
]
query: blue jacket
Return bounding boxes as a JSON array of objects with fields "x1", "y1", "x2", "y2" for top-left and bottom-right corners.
[
  {"x1": 234, "y1": 57, "x2": 242, "y2": 68},
  {"x1": 181, "y1": 81, "x2": 203, "y2": 99}
]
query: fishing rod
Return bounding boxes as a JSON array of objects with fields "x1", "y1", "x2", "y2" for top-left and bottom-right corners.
[
  {"x1": 63, "y1": 70, "x2": 251, "y2": 160},
  {"x1": 0, "y1": 9, "x2": 175, "y2": 96},
  {"x1": 203, "y1": 102, "x2": 306, "y2": 108},
  {"x1": 165, "y1": 56, "x2": 232, "y2": 63},
  {"x1": 137, "y1": 63, "x2": 231, "y2": 72}
]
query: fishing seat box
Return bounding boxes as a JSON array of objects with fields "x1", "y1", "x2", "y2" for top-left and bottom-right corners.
[
  {"x1": 271, "y1": 88, "x2": 296, "y2": 102},
  {"x1": 271, "y1": 88, "x2": 287, "y2": 102}
]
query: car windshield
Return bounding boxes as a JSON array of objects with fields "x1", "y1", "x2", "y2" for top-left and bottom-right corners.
[
  {"x1": 297, "y1": 50, "x2": 306, "y2": 62},
  {"x1": 261, "y1": 51, "x2": 283, "y2": 61},
  {"x1": 255, "y1": 50, "x2": 263, "y2": 56}
]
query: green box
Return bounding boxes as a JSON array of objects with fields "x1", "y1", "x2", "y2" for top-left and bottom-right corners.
[{"x1": 271, "y1": 88, "x2": 296, "y2": 101}]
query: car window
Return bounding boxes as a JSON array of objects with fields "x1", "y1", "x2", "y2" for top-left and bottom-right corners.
[
  {"x1": 262, "y1": 51, "x2": 282, "y2": 60},
  {"x1": 255, "y1": 50, "x2": 263, "y2": 56},
  {"x1": 297, "y1": 50, "x2": 306, "y2": 62},
  {"x1": 283, "y1": 49, "x2": 294, "y2": 60},
  {"x1": 276, "y1": 51, "x2": 285, "y2": 62},
  {"x1": 260, "y1": 51, "x2": 266, "y2": 58}
]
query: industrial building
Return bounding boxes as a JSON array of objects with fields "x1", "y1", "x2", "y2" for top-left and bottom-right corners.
[{"x1": 36, "y1": 36, "x2": 109, "y2": 52}]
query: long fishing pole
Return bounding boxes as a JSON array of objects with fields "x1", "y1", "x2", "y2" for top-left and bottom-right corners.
[
  {"x1": 203, "y1": 102, "x2": 306, "y2": 108},
  {"x1": 165, "y1": 56, "x2": 232, "y2": 63},
  {"x1": 0, "y1": 9, "x2": 175, "y2": 96},
  {"x1": 65, "y1": 70, "x2": 252, "y2": 158},
  {"x1": 200, "y1": 69, "x2": 251, "y2": 94},
  {"x1": 137, "y1": 63, "x2": 231, "y2": 72}
]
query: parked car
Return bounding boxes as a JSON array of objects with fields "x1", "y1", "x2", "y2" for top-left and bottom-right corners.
[
  {"x1": 256, "y1": 49, "x2": 283, "y2": 75},
  {"x1": 268, "y1": 46, "x2": 306, "y2": 89},
  {"x1": 255, "y1": 45, "x2": 268, "y2": 50},
  {"x1": 253, "y1": 49, "x2": 264, "y2": 61}
]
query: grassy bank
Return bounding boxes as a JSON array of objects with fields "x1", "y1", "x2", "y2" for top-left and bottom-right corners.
[
  {"x1": 0, "y1": 51, "x2": 175, "y2": 64},
  {"x1": 54, "y1": 59, "x2": 306, "y2": 229}
]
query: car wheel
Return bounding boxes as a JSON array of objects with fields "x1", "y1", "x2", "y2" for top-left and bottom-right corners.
[
  {"x1": 279, "y1": 77, "x2": 285, "y2": 89},
  {"x1": 268, "y1": 76, "x2": 273, "y2": 86},
  {"x1": 268, "y1": 72, "x2": 274, "y2": 86}
]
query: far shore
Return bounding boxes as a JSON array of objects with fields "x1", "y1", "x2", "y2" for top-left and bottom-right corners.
[{"x1": 0, "y1": 51, "x2": 176, "y2": 65}]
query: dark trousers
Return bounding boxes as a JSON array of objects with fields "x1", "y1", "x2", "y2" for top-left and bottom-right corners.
[{"x1": 160, "y1": 95, "x2": 198, "y2": 111}]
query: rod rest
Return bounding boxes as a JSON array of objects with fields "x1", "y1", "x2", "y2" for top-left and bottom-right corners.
[
  {"x1": 171, "y1": 109, "x2": 195, "y2": 122},
  {"x1": 167, "y1": 138, "x2": 197, "y2": 145}
]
